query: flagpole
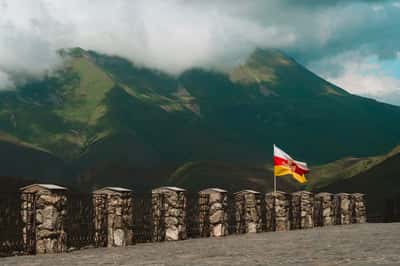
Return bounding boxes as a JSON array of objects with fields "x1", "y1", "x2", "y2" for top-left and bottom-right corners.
[{"x1": 273, "y1": 144, "x2": 276, "y2": 193}]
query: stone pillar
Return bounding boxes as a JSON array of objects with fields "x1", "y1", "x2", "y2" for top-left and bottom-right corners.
[
  {"x1": 291, "y1": 191, "x2": 314, "y2": 230},
  {"x1": 92, "y1": 187, "x2": 134, "y2": 247},
  {"x1": 198, "y1": 188, "x2": 228, "y2": 237},
  {"x1": 351, "y1": 193, "x2": 367, "y2": 224},
  {"x1": 20, "y1": 184, "x2": 67, "y2": 254},
  {"x1": 314, "y1": 192, "x2": 334, "y2": 226},
  {"x1": 152, "y1": 187, "x2": 187, "y2": 241},
  {"x1": 234, "y1": 190, "x2": 262, "y2": 234},
  {"x1": 265, "y1": 191, "x2": 290, "y2": 232},
  {"x1": 334, "y1": 193, "x2": 352, "y2": 225}
]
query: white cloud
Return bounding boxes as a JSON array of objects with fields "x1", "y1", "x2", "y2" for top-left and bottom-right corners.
[
  {"x1": 0, "y1": 0, "x2": 399, "y2": 104},
  {"x1": 319, "y1": 55, "x2": 400, "y2": 105},
  {"x1": 0, "y1": 0, "x2": 66, "y2": 89},
  {"x1": 0, "y1": 71, "x2": 13, "y2": 90},
  {"x1": 0, "y1": 0, "x2": 301, "y2": 88}
]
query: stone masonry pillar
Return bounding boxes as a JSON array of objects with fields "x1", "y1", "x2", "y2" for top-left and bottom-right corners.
[
  {"x1": 351, "y1": 193, "x2": 367, "y2": 224},
  {"x1": 265, "y1": 191, "x2": 290, "y2": 231},
  {"x1": 20, "y1": 184, "x2": 67, "y2": 254},
  {"x1": 152, "y1": 187, "x2": 187, "y2": 241},
  {"x1": 334, "y1": 193, "x2": 352, "y2": 225},
  {"x1": 198, "y1": 188, "x2": 228, "y2": 237},
  {"x1": 314, "y1": 192, "x2": 334, "y2": 226},
  {"x1": 92, "y1": 187, "x2": 134, "y2": 247},
  {"x1": 291, "y1": 191, "x2": 314, "y2": 230},
  {"x1": 234, "y1": 190, "x2": 262, "y2": 233}
]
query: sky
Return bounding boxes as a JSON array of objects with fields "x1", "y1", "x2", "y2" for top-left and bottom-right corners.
[{"x1": 0, "y1": 0, "x2": 400, "y2": 105}]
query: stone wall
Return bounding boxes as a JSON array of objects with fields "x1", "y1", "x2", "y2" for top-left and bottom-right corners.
[
  {"x1": 93, "y1": 194, "x2": 108, "y2": 247},
  {"x1": 198, "y1": 188, "x2": 228, "y2": 237},
  {"x1": 234, "y1": 190, "x2": 262, "y2": 233},
  {"x1": 334, "y1": 193, "x2": 352, "y2": 225},
  {"x1": 14, "y1": 184, "x2": 369, "y2": 256},
  {"x1": 152, "y1": 187, "x2": 187, "y2": 241},
  {"x1": 93, "y1": 187, "x2": 134, "y2": 247},
  {"x1": 314, "y1": 192, "x2": 334, "y2": 226},
  {"x1": 291, "y1": 191, "x2": 314, "y2": 230},
  {"x1": 20, "y1": 184, "x2": 67, "y2": 254},
  {"x1": 265, "y1": 191, "x2": 290, "y2": 232},
  {"x1": 351, "y1": 193, "x2": 367, "y2": 224}
]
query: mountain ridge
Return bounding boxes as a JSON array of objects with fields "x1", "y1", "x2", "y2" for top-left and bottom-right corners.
[{"x1": 0, "y1": 47, "x2": 400, "y2": 195}]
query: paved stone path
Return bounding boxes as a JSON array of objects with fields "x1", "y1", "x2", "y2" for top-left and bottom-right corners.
[{"x1": 1, "y1": 223, "x2": 400, "y2": 265}]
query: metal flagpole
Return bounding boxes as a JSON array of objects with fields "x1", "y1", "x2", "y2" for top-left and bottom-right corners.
[{"x1": 273, "y1": 144, "x2": 276, "y2": 193}]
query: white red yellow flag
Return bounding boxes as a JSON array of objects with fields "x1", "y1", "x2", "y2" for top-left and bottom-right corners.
[{"x1": 273, "y1": 145, "x2": 309, "y2": 184}]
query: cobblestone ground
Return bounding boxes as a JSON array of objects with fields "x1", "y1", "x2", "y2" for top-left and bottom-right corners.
[{"x1": 1, "y1": 223, "x2": 400, "y2": 266}]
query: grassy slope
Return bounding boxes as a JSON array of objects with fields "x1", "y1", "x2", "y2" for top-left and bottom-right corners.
[
  {"x1": 306, "y1": 145, "x2": 400, "y2": 190},
  {"x1": 1, "y1": 48, "x2": 400, "y2": 194},
  {"x1": 299, "y1": 146, "x2": 400, "y2": 218},
  {"x1": 0, "y1": 133, "x2": 69, "y2": 186},
  {"x1": 169, "y1": 161, "x2": 300, "y2": 193},
  {"x1": 2, "y1": 48, "x2": 400, "y2": 165},
  {"x1": 321, "y1": 153, "x2": 400, "y2": 217}
]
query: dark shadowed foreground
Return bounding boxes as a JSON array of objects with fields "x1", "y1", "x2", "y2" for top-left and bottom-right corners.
[{"x1": 1, "y1": 223, "x2": 400, "y2": 266}]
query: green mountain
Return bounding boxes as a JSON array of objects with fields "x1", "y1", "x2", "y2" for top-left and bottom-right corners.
[
  {"x1": 169, "y1": 161, "x2": 300, "y2": 193},
  {"x1": 0, "y1": 133, "x2": 69, "y2": 185},
  {"x1": 169, "y1": 147, "x2": 400, "y2": 219},
  {"x1": 1, "y1": 47, "x2": 400, "y2": 193},
  {"x1": 317, "y1": 147, "x2": 400, "y2": 219},
  {"x1": 306, "y1": 145, "x2": 400, "y2": 190}
]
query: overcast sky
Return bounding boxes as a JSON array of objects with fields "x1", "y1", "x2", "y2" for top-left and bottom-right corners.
[{"x1": 1, "y1": 0, "x2": 400, "y2": 105}]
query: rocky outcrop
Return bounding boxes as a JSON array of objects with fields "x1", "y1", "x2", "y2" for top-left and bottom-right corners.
[
  {"x1": 234, "y1": 190, "x2": 262, "y2": 233},
  {"x1": 334, "y1": 193, "x2": 352, "y2": 225},
  {"x1": 198, "y1": 188, "x2": 228, "y2": 237},
  {"x1": 152, "y1": 187, "x2": 187, "y2": 241},
  {"x1": 314, "y1": 192, "x2": 334, "y2": 226},
  {"x1": 92, "y1": 187, "x2": 134, "y2": 247},
  {"x1": 291, "y1": 191, "x2": 314, "y2": 230},
  {"x1": 20, "y1": 184, "x2": 67, "y2": 254},
  {"x1": 265, "y1": 191, "x2": 290, "y2": 231},
  {"x1": 351, "y1": 193, "x2": 367, "y2": 224}
]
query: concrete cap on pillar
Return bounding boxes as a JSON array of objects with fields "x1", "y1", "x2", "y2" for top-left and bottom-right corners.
[
  {"x1": 20, "y1": 183, "x2": 67, "y2": 193},
  {"x1": 92, "y1": 187, "x2": 132, "y2": 195},
  {"x1": 152, "y1": 186, "x2": 186, "y2": 193},
  {"x1": 266, "y1": 190, "x2": 288, "y2": 195},
  {"x1": 292, "y1": 190, "x2": 313, "y2": 195},
  {"x1": 234, "y1": 189, "x2": 260, "y2": 195},
  {"x1": 336, "y1": 192, "x2": 351, "y2": 197},
  {"x1": 199, "y1": 188, "x2": 227, "y2": 194}
]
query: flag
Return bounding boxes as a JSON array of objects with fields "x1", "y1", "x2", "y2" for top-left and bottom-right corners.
[{"x1": 273, "y1": 144, "x2": 309, "y2": 184}]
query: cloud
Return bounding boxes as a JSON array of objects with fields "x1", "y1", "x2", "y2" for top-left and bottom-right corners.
[
  {"x1": 0, "y1": 71, "x2": 13, "y2": 89},
  {"x1": 312, "y1": 53, "x2": 400, "y2": 105},
  {"x1": 0, "y1": 0, "x2": 66, "y2": 89},
  {"x1": 0, "y1": 0, "x2": 399, "y2": 105}
]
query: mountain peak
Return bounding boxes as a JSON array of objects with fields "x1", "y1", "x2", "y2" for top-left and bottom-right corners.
[{"x1": 230, "y1": 48, "x2": 348, "y2": 97}]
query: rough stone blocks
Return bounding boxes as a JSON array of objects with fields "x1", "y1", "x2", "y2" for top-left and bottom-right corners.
[
  {"x1": 334, "y1": 193, "x2": 352, "y2": 225},
  {"x1": 265, "y1": 191, "x2": 290, "y2": 232},
  {"x1": 152, "y1": 187, "x2": 187, "y2": 241},
  {"x1": 20, "y1": 184, "x2": 68, "y2": 254},
  {"x1": 291, "y1": 191, "x2": 314, "y2": 230},
  {"x1": 314, "y1": 192, "x2": 334, "y2": 226},
  {"x1": 92, "y1": 187, "x2": 134, "y2": 247},
  {"x1": 235, "y1": 190, "x2": 262, "y2": 234},
  {"x1": 198, "y1": 188, "x2": 228, "y2": 237},
  {"x1": 351, "y1": 193, "x2": 367, "y2": 224}
]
